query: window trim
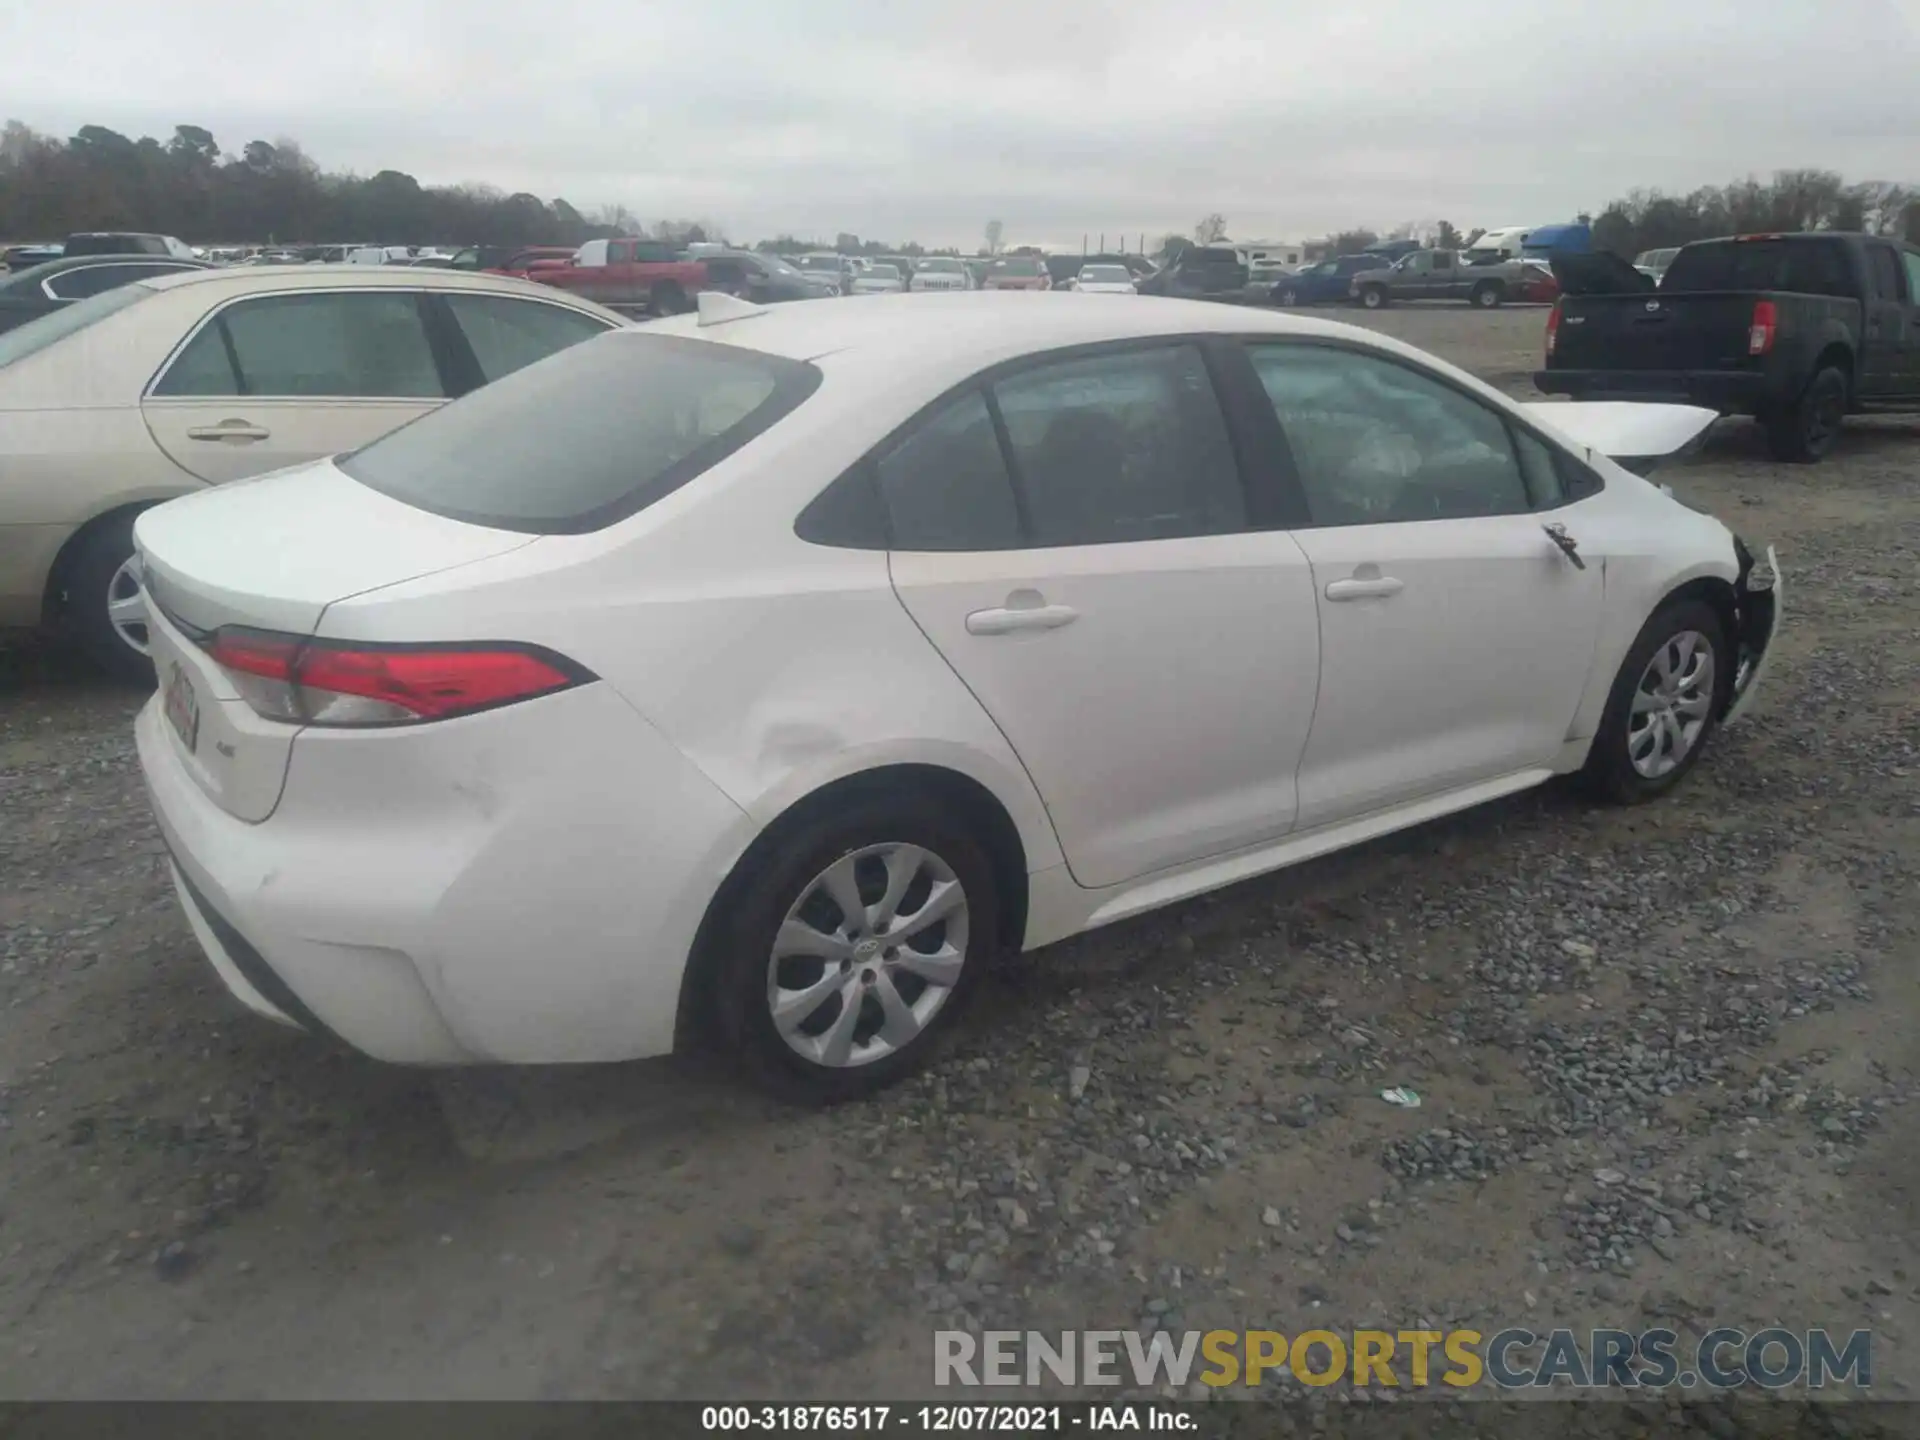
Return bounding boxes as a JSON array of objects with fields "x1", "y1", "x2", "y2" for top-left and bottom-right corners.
[
  {"x1": 798, "y1": 332, "x2": 1296, "y2": 553},
  {"x1": 422, "y1": 290, "x2": 621, "y2": 398},
  {"x1": 1230, "y1": 334, "x2": 1604, "y2": 528},
  {"x1": 143, "y1": 285, "x2": 612, "y2": 402}
]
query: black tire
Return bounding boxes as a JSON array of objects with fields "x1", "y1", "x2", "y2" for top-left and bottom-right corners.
[
  {"x1": 1762, "y1": 365, "x2": 1847, "y2": 463},
  {"x1": 649, "y1": 281, "x2": 688, "y2": 316},
  {"x1": 1359, "y1": 285, "x2": 1388, "y2": 310},
  {"x1": 1580, "y1": 599, "x2": 1728, "y2": 804},
  {"x1": 62, "y1": 511, "x2": 156, "y2": 686},
  {"x1": 1470, "y1": 281, "x2": 1503, "y2": 309},
  {"x1": 709, "y1": 792, "x2": 1001, "y2": 1105}
]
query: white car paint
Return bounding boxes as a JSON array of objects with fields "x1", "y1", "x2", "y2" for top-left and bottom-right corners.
[
  {"x1": 850, "y1": 266, "x2": 907, "y2": 295},
  {"x1": 908, "y1": 260, "x2": 973, "y2": 293},
  {"x1": 1068, "y1": 266, "x2": 1139, "y2": 295},
  {"x1": 133, "y1": 293, "x2": 1779, "y2": 1074},
  {"x1": 1522, "y1": 401, "x2": 1718, "y2": 463}
]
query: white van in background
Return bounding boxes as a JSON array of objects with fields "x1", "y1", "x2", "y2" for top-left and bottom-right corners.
[{"x1": 1462, "y1": 226, "x2": 1533, "y2": 265}]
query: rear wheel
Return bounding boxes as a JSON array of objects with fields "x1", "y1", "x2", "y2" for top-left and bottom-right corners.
[
  {"x1": 711, "y1": 793, "x2": 999, "y2": 1104},
  {"x1": 1762, "y1": 365, "x2": 1846, "y2": 463},
  {"x1": 63, "y1": 512, "x2": 156, "y2": 685},
  {"x1": 1358, "y1": 285, "x2": 1388, "y2": 310},
  {"x1": 1581, "y1": 599, "x2": 1727, "y2": 804},
  {"x1": 1470, "y1": 281, "x2": 1504, "y2": 308},
  {"x1": 649, "y1": 281, "x2": 688, "y2": 316}
]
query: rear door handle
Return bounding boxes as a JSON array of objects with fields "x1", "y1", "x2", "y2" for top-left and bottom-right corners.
[
  {"x1": 185, "y1": 421, "x2": 271, "y2": 442},
  {"x1": 1324, "y1": 577, "x2": 1403, "y2": 601},
  {"x1": 966, "y1": 603, "x2": 1079, "y2": 636}
]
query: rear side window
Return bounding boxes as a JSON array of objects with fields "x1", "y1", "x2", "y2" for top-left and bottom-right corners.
[
  {"x1": 991, "y1": 344, "x2": 1244, "y2": 546},
  {"x1": 340, "y1": 332, "x2": 821, "y2": 534},
  {"x1": 1906, "y1": 250, "x2": 1920, "y2": 302},
  {"x1": 441, "y1": 294, "x2": 613, "y2": 384},
  {"x1": 1662, "y1": 239, "x2": 1853, "y2": 297},
  {"x1": 154, "y1": 291, "x2": 444, "y2": 399},
  {"x1": 875, "y1": 390, "x2": 1022, "y2": 550}
]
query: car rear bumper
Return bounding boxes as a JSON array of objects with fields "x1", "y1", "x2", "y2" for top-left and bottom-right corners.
[
  {"x1": 135, "y1": 677, "x2": 754, "y2": 1066},
  {"x1": 1534, "y1": 369, "x2": 1772, "y2": 413}
]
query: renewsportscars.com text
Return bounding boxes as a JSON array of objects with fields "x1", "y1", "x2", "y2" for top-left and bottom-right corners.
[{"x1": 934, "y1": 1327, "x2": 1873, "y2": 1391}]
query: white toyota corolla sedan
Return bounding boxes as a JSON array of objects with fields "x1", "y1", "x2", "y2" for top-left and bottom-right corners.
[{"x1": 133, "y1": 291, "x2": 1780, "y2": 1102}]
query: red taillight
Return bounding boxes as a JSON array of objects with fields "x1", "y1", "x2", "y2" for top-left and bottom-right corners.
[
  {"x1": 208, "y1": 628, "x2": 589, "y2": 727},
  {"x1": 1545, "y1": 300, "x2": 1562, "y2": 359},
  {"x1": 1748, "y1": 299, "x2": 1777, "y2": 357}
]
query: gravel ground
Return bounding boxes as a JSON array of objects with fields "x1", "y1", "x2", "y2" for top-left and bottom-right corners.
[{"x1": 1, "y1": 305, "x2": 1915, "y2": 1409}]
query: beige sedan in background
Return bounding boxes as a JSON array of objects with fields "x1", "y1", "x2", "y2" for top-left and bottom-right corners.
[{"x1": 0, "y1": 266, "x2": 625, "y2": 679}]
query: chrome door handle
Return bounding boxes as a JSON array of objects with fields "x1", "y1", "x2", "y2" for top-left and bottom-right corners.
[
  {"x1": 1324, "y1": 577, "x2": 1403, "y2": 601},
  {"x1": 186, "y1": 421, "x2": 271, "y2": 442},
  {"x1": 966, "y1": 603, "x2": 1079, "y2": 636}
]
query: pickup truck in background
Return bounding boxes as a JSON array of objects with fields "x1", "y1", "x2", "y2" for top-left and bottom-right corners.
[
  {"x1": 1347, "y1": 248, "x2": 1533, "y2": 309},
  {"x1": 1536, "y1": 232, "x2": 1920, "y2": 462},
  {"x1": 525, "y1": 237, "x2": 709, "y2": 316}
]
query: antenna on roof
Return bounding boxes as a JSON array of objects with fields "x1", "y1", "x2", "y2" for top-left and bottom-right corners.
[{"x1": 697, "y1": 290, "x2": 771, "y2": 327}]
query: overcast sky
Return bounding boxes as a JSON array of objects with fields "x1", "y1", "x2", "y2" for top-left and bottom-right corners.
[{"x1": 6, "y1": 0, "x2": 1918, "y2": 248}]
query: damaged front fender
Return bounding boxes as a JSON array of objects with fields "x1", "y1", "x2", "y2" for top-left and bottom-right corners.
[{"x1": 1722, "y1": 540, "x2": 1781, "y2": 726}]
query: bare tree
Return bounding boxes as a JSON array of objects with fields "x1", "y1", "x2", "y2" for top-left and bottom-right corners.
[
  {"x1": 1193, "y1": 213, "x2": 1227, "y2": 244},
  {"x1": 983, "y1": 219, "x2": 1003, "y2": 254}
]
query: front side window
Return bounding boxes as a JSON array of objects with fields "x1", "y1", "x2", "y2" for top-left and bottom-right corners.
[
  {"x1": 341, "y1": 332, "x2": 819, "y2": 534},
  {"x1": 442, "y1": 294, "x2": 613, "y2": 385},
  {"x1": 1904, "y1": 250, "x2": 1920, "y2": 302},
  {"x1": 991, "y1": 344, "x2": 1244, "y2": 546},
  {"x1": 1247, "y1": 344, "x2": 1532, "y2": 526},
  {"x1": 154, "y1": 291, "x2": 445, "y2": 399}
]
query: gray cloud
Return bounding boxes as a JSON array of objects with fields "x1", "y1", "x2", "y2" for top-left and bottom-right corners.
[{"x1": 5, "y1": 0, "x2": 1917, "y2": 246}]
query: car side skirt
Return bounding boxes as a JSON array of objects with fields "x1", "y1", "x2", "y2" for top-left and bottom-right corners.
[{"x1": 1023, "y1": 767, "x2": 1554, "y2": 949}]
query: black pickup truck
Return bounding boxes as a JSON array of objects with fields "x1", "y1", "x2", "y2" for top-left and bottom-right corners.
[{"x1": 1535, "y1": 232, "x2": 1920, "y2": 462}]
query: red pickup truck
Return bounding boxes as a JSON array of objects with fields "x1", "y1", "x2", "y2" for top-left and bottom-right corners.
[{"x1": 524, "y1": 238, "x2": 708, "y2": 316}]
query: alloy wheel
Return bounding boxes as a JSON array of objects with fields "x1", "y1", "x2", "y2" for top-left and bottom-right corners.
[
  {"x1": 106, "y1": 556, "x2": 151, "y2": 657},
  {"x1": 766, "y1": 843, "x2": 970, "y2": 1069},
  {"x1": 1627, "y1": 630, "x2": 1715, "y2": 779}
]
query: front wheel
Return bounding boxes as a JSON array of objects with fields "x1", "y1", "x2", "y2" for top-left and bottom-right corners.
[
  {"x1": 1358, "y1": 286, "x2": 1388, "y2": 309},
  {"x1": 1762, "y1": 365, "x2": 1846, "y2": 463},
  {"x1": 1580, "y1": 599, "x2": 1728, "y2": 804},
  {"x1": 711, "y1": 793, "x2": 1000, "y2": 1104},
  {"x1": 1277, "y1": 287, "x2": 1299, "y2": 307},
  {"x1": 1470, "y1": 282, "x2": 1503, "y2": 309},
  {"x1": 63, "y1": 512, "x2": 156, "y2": 685}
]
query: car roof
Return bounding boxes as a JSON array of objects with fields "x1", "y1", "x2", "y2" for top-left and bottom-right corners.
[
  {"x1": 135, "y1": 264, "x2": 594, "y2": 299},
  {"x1": 642, "y1": 290, "x2": 1410, "y2": 370}
]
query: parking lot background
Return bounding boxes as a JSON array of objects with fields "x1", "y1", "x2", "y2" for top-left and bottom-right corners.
[{"x1": 1, "y1": 305, "x2": 1914, "y2": 1402}]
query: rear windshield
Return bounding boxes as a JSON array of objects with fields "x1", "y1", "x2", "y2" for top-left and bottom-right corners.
[
  {"x1": 340, "y1": 332, "x2": 822, "y2": 535},
  {"x1": 0, "y1": 283, "x2": 150, "y2": 370},
  {"x1": 1662, "y1": 238, "x2": 1854, "y2": 297}
]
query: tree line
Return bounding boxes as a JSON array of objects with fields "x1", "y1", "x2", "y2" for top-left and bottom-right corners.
[{"x1": 5, "y1": 120, "x2": 1917, "y2": 262}]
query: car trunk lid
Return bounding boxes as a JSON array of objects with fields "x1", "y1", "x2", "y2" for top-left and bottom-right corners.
[{"x1": 135, "y1": 460, "x2": 538, "y2": 821}]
